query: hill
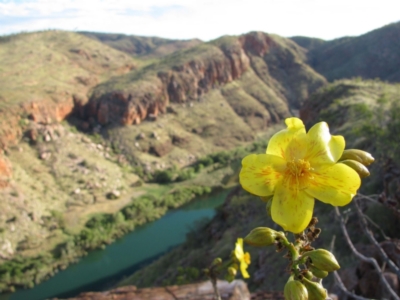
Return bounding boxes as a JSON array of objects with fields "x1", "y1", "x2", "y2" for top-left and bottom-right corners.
[
  {"x1": 296, "y1": 21, "x2": 400, "y2": 82},
  {"x1": 0, "y1": 30, "x2": 136, "y2": 149},
  {"x1": 79, "y1": 32, "x2": 202, "y2": 58},
  {"x1": 79, "y1": 32, "x2": 326, "y2": 170}
]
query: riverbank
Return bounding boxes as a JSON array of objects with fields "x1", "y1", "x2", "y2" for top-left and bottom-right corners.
[{"x1": 1, "y1": 189, "x2": 231, "y2": 300}]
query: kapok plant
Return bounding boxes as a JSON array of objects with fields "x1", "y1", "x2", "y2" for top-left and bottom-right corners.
[{"x1": 206, "y1": 117, "x2": 374, "y2": 300}]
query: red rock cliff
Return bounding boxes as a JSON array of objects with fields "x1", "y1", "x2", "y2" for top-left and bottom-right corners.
[
  {"x1": 86, "y1": 32, "x2": 325, "y2": 126},
  {"x1": 86, "y1": 40, "x2": 250, "y2": 125}
]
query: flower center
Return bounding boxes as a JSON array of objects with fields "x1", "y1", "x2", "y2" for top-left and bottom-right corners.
[
  {"x1": 285, "y1": 159, "x2": 313, "y2": 190},
  {"x1": 286, "y1": 159, "x2": 311, "y2": 177}
]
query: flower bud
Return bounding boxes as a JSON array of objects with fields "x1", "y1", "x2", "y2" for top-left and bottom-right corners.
[
  {"x1": 301, "y1": 277, "x2": 327, "y2": 300},
  {"x1": 339, "y1": 149, "x2": 375, "y2": 166},
  {"x1": 212, "y1": 258, "x2": 222, "y2": 266},
  {"x1": 228, "y1": 266, "x2": 237, "y2": 276},
  {"x1": 302, "y1": 271, "x2": 313, "y2": 280},
  {"x1": 244, "y1": 227, "x2": 278, "y2": 247},
  {"x1": 302, "y1": 249, "x2": 340, "y2": 272},
  {"x1": 309, "y1": 265, "x2": 328, "y2": 278},
  {"x1": 340, "y1": 159, "x2": 370, "y2": 178},
  {"x1": 284, "y1": 277, "x2": 308, "y2": 300}
]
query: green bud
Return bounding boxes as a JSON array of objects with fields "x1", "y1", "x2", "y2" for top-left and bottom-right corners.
[
  {"x1": 227, "y1": 267, "x2": 237, "y2": 276},
  {"x1": 340, "y1": 159, "x2": 370, "y2": 178},
  {"x1": 303, "y1": 271, "x2": 313, "y2": 280},
  {"x1": 244, "y1": 227, "x2": 278, "y2": 247},
  {"x1": 284, "y1": 277, "x2": 308, "y2": 300},
  {"x1": 212, "y1": 258, "x2": 222, "y2": 266},
  {"x1": 309, "y1": 265, "x2": 328, "y2": 278},
  {"x1": 302, "y1": 249, "x2": 340, "y2": 272},
  {"x1": 339, "y1": 149, "x2": 375, "y2": 166},
  {"x1": 301, "y1": 277, "x2": 327, "y2": 300}
]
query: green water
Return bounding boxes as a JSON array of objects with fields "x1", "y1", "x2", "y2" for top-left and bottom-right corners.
[{"x1": 4, "y1": 189, "x2": 229, "y2": 300}]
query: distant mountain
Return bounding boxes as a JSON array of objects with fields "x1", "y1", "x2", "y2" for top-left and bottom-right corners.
[
  {"x1": 289, "y1": 36, "x2": 326, "y2": 51},
  {"x1": 79, "y1": 32, "x2": 202, "y2": 58},
  {"x1": 295, "y1": 21, "x2": 400, "y2": 82}
]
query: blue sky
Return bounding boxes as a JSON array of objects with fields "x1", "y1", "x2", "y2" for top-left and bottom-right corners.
[{"x1": 0, "y1": 0, "x2": 400, "y2": 41}]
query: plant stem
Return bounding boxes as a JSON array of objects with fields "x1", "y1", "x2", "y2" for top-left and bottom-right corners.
[{"x1": 211, "y1": 277, "x2": 221, "y2": 300}]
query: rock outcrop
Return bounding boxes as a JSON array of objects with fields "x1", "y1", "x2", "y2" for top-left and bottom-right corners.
[
  {"x1": 0, "y1": 154, "x2": 11, "y2": 188},
  {"x1": 86, "y1": 40, "x2": 250, "y2": 126},
  {"x1": 85, "y1": 32, "x2": 325, "y2": 126},
  {"x1": 62, "y1": 280, "x2": 251, "y2": 300},
  {"x1": 0, "y1": 30, "x2": 135, "y2": 149}
]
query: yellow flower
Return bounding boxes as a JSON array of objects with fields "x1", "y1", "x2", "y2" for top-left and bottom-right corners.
[
  {"x1": 233, "y1": 238, "x2": 251, "y2": 278},
  {"x1": 240, "y1": 117, "x2": 361, "y2": 233}
]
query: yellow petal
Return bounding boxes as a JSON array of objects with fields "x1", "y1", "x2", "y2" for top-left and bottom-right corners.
[
  {"x1": 234, "y1": 238, "x2": 244, "y2": 259},
  {"x1": 284, "y1": 132, "x2": 308, "y2": 161},
  {"x1": 304, "y1": 122, "x2": 345, "y2": 168},
  {"x1": 240, "y1": 261, "x2": 250, "y2": 278},
  {"x1": 244, "y1": 252, "x2": 251, "y2": 265},
  {"x1": 271, "y1": 181, "x2": 314, "y2": 233},
  {"x1": 240, "y1": 154, "x2": 286, "y2": 197},
  {"x1": 266, "y1": 118, "x2": 306, "y2": 159},
  {"x1": 285, "y1": 117, "x2": 305, "y2": 130},
  {"x1": 305, "y1": 163, "x2": 361, "y2": 206}
]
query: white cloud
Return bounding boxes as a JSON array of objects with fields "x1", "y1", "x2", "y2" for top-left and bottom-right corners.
[{"x1": 0, "y1": 0, "x2": 399, "y2": 40}]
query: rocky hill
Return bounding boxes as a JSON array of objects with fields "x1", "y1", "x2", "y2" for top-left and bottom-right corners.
[
  {"x1": 0, "y1": 30, "x2": 136, "y2": 150},
  {"x1": 79, "y1": 32, "x2": 202, "y2": 58},
  {"x1": 293, "y1": 21, "x2": 400, "y2": 82}
]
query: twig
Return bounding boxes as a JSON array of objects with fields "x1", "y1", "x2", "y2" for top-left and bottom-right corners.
[
  {"x1": 333, "y1": 271, "x2": 369, "y2": 300},
  {"x1": 334, "y1": 207, "x2": 400, "y2": 300},
  {"x1": 330, "y1": 235, "x2": 369, "y2": 300},
  {"x1": 356, "y1": 193, "x2": 380, "y2": 204},
  {"x1": 353, "y1": 198, "x2": 400, "y2": 278},
  {"x1": 362, "y1": 213, "x2": 390, "y2": 241},
  {"x1": 211, "y1": 278, "x2": 222, "y2": 300}
]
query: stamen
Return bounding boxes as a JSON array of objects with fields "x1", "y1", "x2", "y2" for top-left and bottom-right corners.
[{"x1": 285, "y1": 159, "x2": 312, "y2": 190}]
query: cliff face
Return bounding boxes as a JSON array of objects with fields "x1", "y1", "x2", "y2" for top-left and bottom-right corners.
[
  {"x1": 86, "y1": 41, "x2": 250, "y2": 126},
  {"x1": 0, "y1": 30, "x2": 136, "y2": 149},
  {"x1": 0, "y1": 154, "x2": 11, "y2": 188},
  {"x1": 85, "y1": 32, "x2": 325, "y2": 127}
]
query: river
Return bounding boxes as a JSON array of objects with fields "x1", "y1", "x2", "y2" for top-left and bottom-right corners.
[{"x1": 3, "y1": 189, "x2": 230, "y2": 300}]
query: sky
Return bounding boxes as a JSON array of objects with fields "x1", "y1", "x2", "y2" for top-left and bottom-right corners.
[{"x1": 0, "y1": 0, "x2": 400, "y2": 41}]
